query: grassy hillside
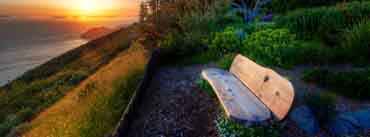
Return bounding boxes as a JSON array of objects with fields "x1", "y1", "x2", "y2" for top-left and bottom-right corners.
[
  {"x1": 20, "y1": 43, "x2": 149, "y2": 137},
  {"x1": 0, "y1": 24, "x2": 144, "y2": 136}
]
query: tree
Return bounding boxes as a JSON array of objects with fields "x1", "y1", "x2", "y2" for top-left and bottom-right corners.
[{"x1": 139, "y1": 1, "x2": 149, "y2": 22}]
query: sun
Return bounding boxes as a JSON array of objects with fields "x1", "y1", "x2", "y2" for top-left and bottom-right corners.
[{"x1": 78, "y1": 0, "x2": 99, "y2": 15}]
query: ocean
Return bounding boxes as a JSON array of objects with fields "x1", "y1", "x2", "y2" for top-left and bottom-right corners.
[{"x1": 0, "y1": 17, "x2": 137, "y2": 86}]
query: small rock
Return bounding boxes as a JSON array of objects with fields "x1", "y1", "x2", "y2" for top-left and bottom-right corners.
[
  {"x1": 290, "y1": 105, "x2": 320, "y2": 135},
  {"x1": 350, "y1": 108, "x2": 370, "y2": 128},
  {"x1": 329, "y1": 108, "x2": 370, "y2": 136},
  {"x1": 329, "y1": 115, "x2": 359, "y2": 136}
]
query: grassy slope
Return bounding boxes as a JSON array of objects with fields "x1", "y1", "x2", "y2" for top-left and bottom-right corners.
[
  {"x1": 20, "y1": 43, "x2": 149, "y2": 137},
  {"x1": 0, "y1": 24, "x2": 142, "y2": 136}
]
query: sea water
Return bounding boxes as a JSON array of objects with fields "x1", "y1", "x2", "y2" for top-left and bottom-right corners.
[{"x1": 0, "y1": 17, "x2": 137, "y2": 86}]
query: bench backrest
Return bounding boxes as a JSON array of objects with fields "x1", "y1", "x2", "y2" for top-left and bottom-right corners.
[{"x1": 230, "y1": 54, "x2": 295, "y2": 120}]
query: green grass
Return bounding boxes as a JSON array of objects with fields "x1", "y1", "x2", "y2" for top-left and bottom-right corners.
[
  {"x1": 0, "y1": 25, "x2": 138, "y2": 136},
  {"x1": 197, "y1": 79, "x2": 216, "y2": 98},
  {"x1": 303, "y1": 69, "x2": 370, "y2": 100},
  {"x1": 78, "y1": 72, "x2": 143, "y2": 137},
  {"x1": 0, "y1": 70, "x2": 88, "y2": 136}
]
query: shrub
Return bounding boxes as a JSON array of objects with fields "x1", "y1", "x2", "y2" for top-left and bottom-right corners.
[
  {"x1": 211, "y1": 27, "x2": 243, "y2": 53},
  {"x1": 341, "y1": 21, "x2": 370, "y2": 60},
  {"x1": 278, "y1": 6, "x2": 345, "y2": 44},
  {"x1": 241, "y1": 28, "x2": 300, "y2": 68},
  {"x1": 160, "y1": 30, "x2": 209, "y2": 56},
  {"x1": 216, "y1": 54, "x2": 236, "y2": 70},
  {"x1": 341, "y1": 1, "x2": 370, "y2": 24},
  {"x1": 269, "y1": 0, "x2": 367, "y2": 13},
  {"x1": 216, "y1": 117, "x2": 280, "y2": 137},
  {"x1": 303, "y1": 69, "x2": 370, "y2": 100},
  {"x1": 278, "y1": 1, "x2": 370, "y2": 44}
]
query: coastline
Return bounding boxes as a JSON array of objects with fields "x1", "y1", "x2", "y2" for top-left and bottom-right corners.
[{"x1": 0, "y1": 39, "x2": 87, "y2": 86}]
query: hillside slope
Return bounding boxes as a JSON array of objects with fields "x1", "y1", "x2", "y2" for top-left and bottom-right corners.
[
  {"x1": 0, "y1": 24, "x2": 143, "y2": 136},
  {"x1": 20, "y1": 43, "x2": 149, "y2": 137}
]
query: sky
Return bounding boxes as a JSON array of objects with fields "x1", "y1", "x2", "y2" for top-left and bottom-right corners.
[{"x1": 0, "y1": 0, "x2": 140, "y2": 18}]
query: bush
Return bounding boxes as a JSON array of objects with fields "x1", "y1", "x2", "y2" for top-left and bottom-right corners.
[
  {"x1": 278, "y1": 1, "x2": 370, "y2": 44},
  {"x1": 159, "y1": 0, "x2": 239, "y2": 56},
  {"x1": 341, "y1": 1, "x2": 370, "y2": 24},
  {"x1": 216, "y1": 117, "x2": 280, "y2": 137},
  {"x1": 341, "y1": 21, "x2": 370, "y2": 60},
  {"x1": 160, "y1": 30, "x2": 209, "y2": 56},
  {"x1": 269, "y1": 0, "x2": 367, "y2": 13},
  {"x1": 303, "y1": 69, "x2": 370, "y2": 100},
  {"x1": 241, "y1": 28, "x2": 300, "y2": 68},
  {"x1": 216, "y1": 54, "x2": 236, "y2": 70},
  {"x1": 211, "y1": 27, "x2": 244, "y2": 53},
  {"x1": 278, "y1": 6, "x2": 345, "y2": 43}
]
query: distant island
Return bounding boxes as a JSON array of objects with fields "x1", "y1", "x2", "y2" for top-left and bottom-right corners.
[{"x1": 80, "y1": 27, "x2": 113, "y2": 40}]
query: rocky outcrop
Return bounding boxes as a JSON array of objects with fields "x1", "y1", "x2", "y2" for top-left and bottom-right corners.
[{"x1": 81, "y1": 27, "x2": 113, "y2": 40}]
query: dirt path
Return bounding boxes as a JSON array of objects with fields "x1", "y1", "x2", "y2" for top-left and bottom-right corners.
[{"x1": 127, "y1": 64, "x2": 221, "y2": 137}]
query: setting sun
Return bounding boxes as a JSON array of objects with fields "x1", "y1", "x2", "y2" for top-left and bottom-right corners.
[{"x1": 78, "y1": 0, "x2": 101, "y2": 15}]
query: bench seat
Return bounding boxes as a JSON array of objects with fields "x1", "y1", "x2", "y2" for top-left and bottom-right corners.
[
  {"x1": 202, "y1": 55, "x2": 295, "y2": 125},
  {"x1": 202, "y1": 68, "x2": 271, "y2": 125}
]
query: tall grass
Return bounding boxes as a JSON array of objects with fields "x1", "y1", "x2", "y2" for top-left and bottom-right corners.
[
  {"x1": 0, "y1": 24, "x2": 139, "y2": 136},
  {"x1": 0, "y1": 70, "x2": 88, "y2": 136},
  {"x1": 78, "y1": 72, "x2": 143, "y2": 137},
  {"x1": 278, "y1": 1, "x2": 370, "y2": 44},
  {"x1": 341, "y1": 21, "x2": 370, "y2": 60}
]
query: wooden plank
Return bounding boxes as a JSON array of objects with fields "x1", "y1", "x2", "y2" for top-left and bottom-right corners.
[
  {"x1": 202, "y1": 68, "x2": 271, "y2": 125},
  {"x1": 230, "y1": 55, "x2": 294, "y2": 120},
  {"x1": 230, "y1": 55, "x2": 267, "y2": 94}
]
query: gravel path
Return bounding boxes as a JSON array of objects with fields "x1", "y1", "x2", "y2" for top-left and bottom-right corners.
[{"x1": 127, "y1": 64, "x2": 221, "y2": 137}]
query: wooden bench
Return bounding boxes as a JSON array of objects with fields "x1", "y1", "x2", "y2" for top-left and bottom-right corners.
[{"x1": 202, "y1": 54, "x2": 294, "y2": 125}]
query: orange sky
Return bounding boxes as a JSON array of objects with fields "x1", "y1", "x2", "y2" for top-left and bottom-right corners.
[{"x1": 0, "y1": 0, "x2": 139, "y2": 18}]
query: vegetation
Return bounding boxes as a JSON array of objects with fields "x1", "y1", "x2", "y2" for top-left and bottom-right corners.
[
  {"x1": 303, "y1": 69, "x2": 370, "y2": 100},
  {"x1": 0, "y1": 70, "x2": 88, "y2": 136},
  {"x1": 277, "y1": 1, "x2": 370, "y2": 45},
  {"x1": 197, "y1": 79, "x2": 216, "y2": 98},
  {"x1": 341, "y1": 21, "x2": 370, "y2": 61},
  {"x1": 211, "y1": 27, "x2": 243, "y2": 53},
  {"x1": 20, "y1": 44, "x2": 149, "y2": 137},
  {"x1": 269, "y1": 0, "x2": 368, "y2": 13},
  {"x1": 78, "y1": 71, "x2": 143, "y2": 137},
  {"x1": 217, "y1": 116, "x2": 281, "y2": 137}
]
